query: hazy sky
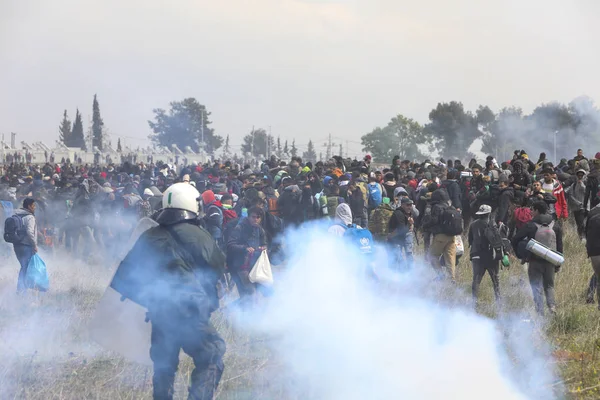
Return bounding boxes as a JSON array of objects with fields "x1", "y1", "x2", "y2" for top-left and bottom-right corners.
[{"x1": 1, "y1": 0, "x2": 599, "y2": 156}]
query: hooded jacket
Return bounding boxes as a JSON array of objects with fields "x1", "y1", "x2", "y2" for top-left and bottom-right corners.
[
  {"x1": 422, "y1": 189, "x2": 450, "y2": 235},
  {"x1": 468, "y1": 216, "x2": 495, "y2": 261},
  {"x1": 227, "y1": 217, "x2": 267, "y2": 272},
  {"x1": 14, "y1": 208, "x2": 37, "y2": 247},
  {"x1": 440, "y1": 179, "x2": 462, "y2": 209},
  {"x1": 584, "y1": 169, "x2": 600, "y2": 210},
  {"x1": 496, "y1": 186, "x2": 515, "y2": 225},
  {"x1": 566, "y1": 172, "x2": 588, "y2": 211},
  {"x1": 328, "y1": 203, "x2": 353, "y2": 236}
]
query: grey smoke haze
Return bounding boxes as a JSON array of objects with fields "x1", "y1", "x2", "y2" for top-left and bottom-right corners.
[
  {"x1": 1, "y1": 0, "x2": 600, "y2": 154},
  {"x1": 242, "y1": 224, "x2": 558, "y2": 399}
]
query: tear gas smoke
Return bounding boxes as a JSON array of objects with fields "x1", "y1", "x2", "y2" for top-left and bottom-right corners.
[{"x1": 241, "y1": 223, "x2": 558, "y2": 400}]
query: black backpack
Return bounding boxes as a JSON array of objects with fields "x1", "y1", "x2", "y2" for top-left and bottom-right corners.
[
  {"x1": 4, "y1": 214, "x2": 25, "y2": 244},
  {"x1": 484, "y1": 223, "x2": 505, "y2": 261},
  {"x1": 440, "y1": 206, "x2": 464, "y2": 236}
]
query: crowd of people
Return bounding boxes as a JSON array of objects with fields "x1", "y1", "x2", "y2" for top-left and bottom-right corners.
[{"x1": 3, "y1": 147, "x2": 600, "y2": 399}]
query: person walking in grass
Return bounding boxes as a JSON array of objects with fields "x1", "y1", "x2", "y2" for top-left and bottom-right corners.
[
  {"x1": 512, "y1": 201, "x2": 563, "y2": 316},
  {"x1": 468, "y1": 205, "x2": 501, "y2": 306},
  {"x1": 6, "y1": 198, "x2": 38, "y2": 293}
]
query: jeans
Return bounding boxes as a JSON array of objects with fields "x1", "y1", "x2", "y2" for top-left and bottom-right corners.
[
  {"x1": 471, "y1": 258, "x2": 500, "y2": 303},
  {"x1": 395, "y1": 231, "x2": 414, "y2": 270},
  {"x1": 528, "y1": 260, "x2": 556, "y2": 315},
  {"x1": 14, "y1": 244, "x2": 34, "y2": 293}
]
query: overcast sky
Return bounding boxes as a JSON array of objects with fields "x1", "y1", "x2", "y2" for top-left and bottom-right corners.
[{"x1": 1, "y1": 0, "x2": 599, "y2": 156}]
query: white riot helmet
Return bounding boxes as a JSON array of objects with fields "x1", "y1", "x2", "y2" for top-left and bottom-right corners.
[{"x1": 162, "y1": 182, "x2": 201, "y2": 215}]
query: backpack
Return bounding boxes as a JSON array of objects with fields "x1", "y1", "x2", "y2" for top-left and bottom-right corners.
[
  {"x1": 440, "y1": 206, "x2": 464, "y2": 236},
  {"x1": 356, "y1": 182, "x2": 368, "y2": 204},
  {"x1": 341, "y1": 224, "x2": 373, "y2": 254},
  {"x1": 514, "y1": 207, "x2": 532, "y2": 229},
  {"x1": 123, "y1": 194, "x2": 141, "y2": 209},
  {"x1": 534, "y1": 221, "x2": 557, "y2": 252},
  {"x1": 327, "y1": 196, "x2": 340, "y2": 217},
  {"x1": 267, "y1": 197, "x2": 280, "y2": 217},
  {"x1": 368, "y1": 205, "x2": 393, "y2": 237},
  {"x1": 4, "y1": 214, "x2": 25, "y2": 244},
  {"x1": 367, "y1": 183, "x2": 383, "y2": 209},
  {"x1": 484, "y1": 223, "x2": 505, "y2": 261},
  {"x1": 316, "y1": 192, "x2": 329, "y2": 216}
]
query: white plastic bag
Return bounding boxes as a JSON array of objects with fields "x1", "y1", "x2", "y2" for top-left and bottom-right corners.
[
  {"x1": 248, "y1": 250, "x2": 274, "y2": 286},
  {"x1": 455, "y1": 235, "x2": 464, "y2": 256}
]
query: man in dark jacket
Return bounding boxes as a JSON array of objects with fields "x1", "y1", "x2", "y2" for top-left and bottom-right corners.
[
  {"x1": 468, "y1": 204, "x2": 500, "y2": 305},
  {"x1": 585, "y1": 204, "x2": 600, "y2": 308},
  {"x1": 512, "y1": 201, "x2": 563, "y2": 315},
  {"x1": 440, "y1": 169, "x2": 462, "y2": 211},
  {"x1": 423, "y1": 189, "x2": 457, "y2": 281},
  {"x1": 388, "y1": 197, "x2": 415, "y2": 270},
  {"x1": 112, "y1": 183, "x2": 226, "y2": 400},
  {"x1": 227, "y1": 206, "x2": 268, "y2": 304},
  {"x1": 584, "y1": 162, "x2": 600, "y2": 211},
  {"x1": 496, "y1": 176, "x2": 515, "y2": 226}
]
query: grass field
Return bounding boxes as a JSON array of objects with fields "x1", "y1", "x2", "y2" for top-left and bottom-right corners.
[{"x1": 0, "y1": 222, "x2": 599, "y2": 399}]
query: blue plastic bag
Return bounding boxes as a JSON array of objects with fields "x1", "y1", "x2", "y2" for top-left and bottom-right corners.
[{"x1": 26, "y1": 254, "x2": 49, "y2": 292}]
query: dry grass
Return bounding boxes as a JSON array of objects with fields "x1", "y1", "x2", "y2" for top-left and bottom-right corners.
[{"x1": 0, "y1": 221, "x2": 599, "y2": 399}]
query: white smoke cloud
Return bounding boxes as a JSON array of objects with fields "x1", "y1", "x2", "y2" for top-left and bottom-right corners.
[{"x1": 240, "y1": 224, "x2": 557, "y2": 399}]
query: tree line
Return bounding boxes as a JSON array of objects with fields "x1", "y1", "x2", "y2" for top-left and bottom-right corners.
[
  {"x1": 59, "y1": 94, "x2": 105, "y2": 151},
  {"x1": 361, "y1": 96, "x2": 600, "y2": 163},
  {"x1": 58, "y1": 95, "x2": 600, "y2": 163}
]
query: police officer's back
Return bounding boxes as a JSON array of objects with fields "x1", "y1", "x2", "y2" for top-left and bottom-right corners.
[{"x1": 113, "y1": 183, "x2": 226, "y2": 400}]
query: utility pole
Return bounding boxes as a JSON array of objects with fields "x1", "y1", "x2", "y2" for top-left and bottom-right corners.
[
  {"x1": 346, "y1": 140, "x2": 349, "y2": 158},
  {"x1": 323, "y1": 133, "x2": 335, "y2": 161}
]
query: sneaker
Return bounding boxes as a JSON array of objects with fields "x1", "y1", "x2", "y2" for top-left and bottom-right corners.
[{"x1": 549, "y1": 306, "x2": 557, "y2": 315}]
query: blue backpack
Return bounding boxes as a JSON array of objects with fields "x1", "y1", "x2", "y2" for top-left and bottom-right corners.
[
  {"x1": 368, "y1": 182, "x2": 383, "y2": 209},
  {"x1": 4, "y1": 214, "x2": 25, "y2": 244},
  {"x1": 339, "y1": 223, "x2": 373, "y2": 254}
]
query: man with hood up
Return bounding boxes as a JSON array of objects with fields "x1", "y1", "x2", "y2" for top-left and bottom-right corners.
[
  {"x1": 510, "y1": 160, "x2": 531, "y2": 194},
  {"x1": 329, "y1": 203, "x2": 353, "y2": 236}
]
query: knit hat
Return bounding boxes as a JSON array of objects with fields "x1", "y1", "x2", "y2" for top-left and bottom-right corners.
[
  {"x1": 382, "y1": 197, "x2": 390, "y2": 205},
  {"x1": 201, "y1": 190, "x2": 216, "y2": 205},
  {"x1": 595, "y1": 152, "x2": 600, "y2": 160}
]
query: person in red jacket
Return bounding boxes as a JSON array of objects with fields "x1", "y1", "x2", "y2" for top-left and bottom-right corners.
[{"x1": 541, "y1": 168, "x2": 568, "y2": 220}]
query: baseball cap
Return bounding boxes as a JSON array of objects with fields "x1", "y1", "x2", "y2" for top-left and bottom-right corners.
[{"x1": 475, "y1": 204, "x2": 492, "y2": 215}]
